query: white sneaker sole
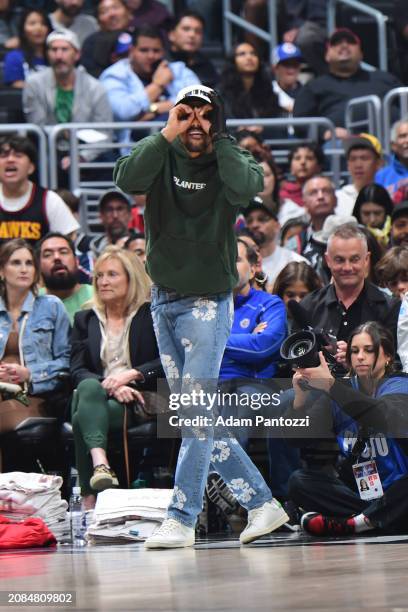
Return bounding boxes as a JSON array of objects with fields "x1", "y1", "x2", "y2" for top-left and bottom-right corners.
[
  {"x1": 144, "y1": 536, "x2": 195, "y2": 550},
  {"x1": 240, "y1": 510, "x2": 290, "y2": 544}
]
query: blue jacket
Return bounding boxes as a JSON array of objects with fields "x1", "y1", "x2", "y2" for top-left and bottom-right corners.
[
  {"x1": 0, "y1": 292, "x2": 71, "y2": 395},
  {"x1": 220, "y1": 288, "x2": 287, "y2": 380},
  {"x1": 375, "y1": 154, "x2": 408, "y2": 196},
  {"x1": 332, "y1": 375, "x2": 408, "y2": 490}
]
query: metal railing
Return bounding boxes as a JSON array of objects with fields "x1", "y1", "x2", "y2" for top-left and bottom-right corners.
[
  {"x1": 327, "y1": 0, "x2": 388, "y2": 72},
  {"x1": 0, "y1": 124, "x2": 48, "y2": 186},
  {"x1": 383, "y1": 87, "x2": 408, "y2": 155},
  {"x1": 47, "y1": 117, "x2": 341, "y2": 193},
  {"x1": 222, "y1": 0, "x2": 278, "y2": 64},
  {"x1": 345, "y1": 95, "x2": 382, "y2": 143}
]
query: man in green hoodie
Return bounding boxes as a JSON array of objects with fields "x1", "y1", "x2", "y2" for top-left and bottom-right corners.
[{"x1": 114, "y1": 84, "x2": 289, "y2": 548}]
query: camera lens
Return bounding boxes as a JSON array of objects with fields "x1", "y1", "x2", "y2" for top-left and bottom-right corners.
[{"x1": 289, "y1": 339, "x2": 314, "y2": 359}]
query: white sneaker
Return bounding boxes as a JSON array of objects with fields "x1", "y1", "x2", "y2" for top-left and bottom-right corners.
[
  {"x1": 144, "y1": 518, "x2": 195, "y2": 549},
  {"x1": 240, "y1": 500, "x2": 289, "y2": 544}
]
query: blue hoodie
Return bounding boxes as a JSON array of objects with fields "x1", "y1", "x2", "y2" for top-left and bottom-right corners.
[
  {"x1": 219, "y1": 287, "x2": 287, "y2": 380},
  {"x1": 375, "y1": 154, "x2": 408, "y2": 196}
]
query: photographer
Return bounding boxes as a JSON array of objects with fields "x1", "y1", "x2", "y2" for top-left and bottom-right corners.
[{"x1": 284, "y1": 321, "x2": 408, "y2": 536}]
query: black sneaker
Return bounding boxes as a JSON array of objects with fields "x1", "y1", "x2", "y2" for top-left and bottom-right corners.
[{"x1": 301, "y1": 512, "x2": 355, "y2": 536}]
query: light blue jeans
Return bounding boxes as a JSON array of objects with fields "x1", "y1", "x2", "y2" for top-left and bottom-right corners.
[{"x1": 150, "y1": 285, "x2": 273, "y2": 528}]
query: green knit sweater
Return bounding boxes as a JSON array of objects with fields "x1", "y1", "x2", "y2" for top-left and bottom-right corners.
[{"x1": 113, "y1": 133, "x2": 263, "y2": 295}]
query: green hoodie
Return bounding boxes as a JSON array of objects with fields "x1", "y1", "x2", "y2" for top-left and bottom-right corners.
[{"x1": 113, "y1": 132, "x2": 263, "y2": 295}]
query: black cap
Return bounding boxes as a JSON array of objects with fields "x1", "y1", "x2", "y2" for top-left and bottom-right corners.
[
  {"x1": 328, "y1": 28, "x2": 361, "y2": 47},
  {"x1": 242, "y1": 197, "x2": 278, "y2": 220},
  {"x1": 99, "y1": 190, "x2": 130, "y2": 211},
  {"x1": 391, "y1": 201, "x2": 408, "y2": 223}
]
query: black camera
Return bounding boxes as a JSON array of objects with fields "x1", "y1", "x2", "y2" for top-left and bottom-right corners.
[{"x1": 280, "y1": 329, "x2": 337, "y2": 369}]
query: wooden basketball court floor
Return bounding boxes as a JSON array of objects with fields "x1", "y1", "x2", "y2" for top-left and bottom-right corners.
[{"x1": 1, "y1": 532, "x2": 408, "y2": 611}]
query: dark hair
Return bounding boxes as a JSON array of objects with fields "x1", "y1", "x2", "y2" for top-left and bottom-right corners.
[
  {"x1": 237, "y1": 238, "x2": 258, "y2": 266},
  {"x1": 56, "y1": 189, "x2": 80, "y2": 214},
  {"x1": 132, "y1": 24, "x2": 163, "y2": 46},
  {"x1": 280, "y1": 216, "x2": 308, "y2": 245},
  {"x1": 0, "y1": 134, "x2": 37, "y2": 166},
  {"x1": 236, "y1": 227, "x2": 260, "y2": 245},
  {"x1": 272, "y1": 261, "x2": 322, "y2": 298},
  {"x1": 220, "y1": 42, "x2": 280, "y2": 119},
  {"x1": 252, "y1": 152, "x2": 280, "y2": 207},
  {"x1": 18, "y1": 8, "x2": 52, "y2": 71},
  {"x1": 171, "y1": 9, "x2": 205, "y2": 30},
  {"x1": 375, "y1": 246, "x2": 408, "y2": 288},
  {"x1": 345, "y1": 321, "x2": 395, "y2": 375},
  {"x1": 36, "y1": 232, "x2": 76, "y2": 258},
  {"x1": 288, "y1": 144, "x2": 325, "y2": 169},
  {"x1": 0, "y1": 239, "x2": 39, "y2": 304},
  {"x1": 124, "y1": 231, "x2": 145, "y2": 250},
  {"x1": 357, "y1": 226, "x2": 385, "y2": 285},
  {"x1": 353, "y1": 183, "x2": 394, "y2": 226}
]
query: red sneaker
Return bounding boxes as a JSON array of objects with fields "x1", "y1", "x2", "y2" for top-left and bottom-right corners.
[{"x1": 301, "y1": 512, "x2": 355, "y2": 536}]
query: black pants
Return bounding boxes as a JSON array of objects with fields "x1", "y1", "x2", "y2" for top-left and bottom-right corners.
[{"x1": 289, "y1": 468, "x2": 408, "y2": 534}]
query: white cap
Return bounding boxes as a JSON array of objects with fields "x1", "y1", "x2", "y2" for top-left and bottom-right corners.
[
  {"x1": 175, "y1": 84, "x2": 214, "y2": 106},
  {"x1": 47, "y1": 29, "x2": 81, "y2": 51}
]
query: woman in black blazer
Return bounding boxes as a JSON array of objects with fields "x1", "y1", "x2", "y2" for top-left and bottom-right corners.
[{"x1": 71, "y1": 246, "x2": 161, "y2": 509}]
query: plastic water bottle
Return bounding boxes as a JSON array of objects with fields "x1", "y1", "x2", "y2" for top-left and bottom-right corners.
[{"x1": 69, "y1": 486, "x2": 86, "y2": 546}]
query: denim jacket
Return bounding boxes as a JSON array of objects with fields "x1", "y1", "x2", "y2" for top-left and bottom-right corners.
[{"x1": 0, "y1": 292, "x2": 71, "y2": 394}]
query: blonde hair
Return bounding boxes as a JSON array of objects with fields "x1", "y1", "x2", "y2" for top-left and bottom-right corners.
[{"x1": 92, "y1": 245, "x2": 151, "y2": 314}]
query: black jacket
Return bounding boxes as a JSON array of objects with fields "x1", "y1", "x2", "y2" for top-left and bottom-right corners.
[
  {"x1": 70, "y1": 303, "x2": 162, "y2": 389},
  {"x1": 297, "y1": 281, "x2": 400, "y2": 342}
]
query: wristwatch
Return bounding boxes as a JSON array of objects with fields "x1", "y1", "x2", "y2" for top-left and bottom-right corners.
[{"x1": 149, "y1": 103, "x2": 159, "y2": 115}]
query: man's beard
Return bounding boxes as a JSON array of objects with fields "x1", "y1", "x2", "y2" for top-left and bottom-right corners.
[
  {"x1": 60, "y1": 4, "x2": 82, "y2": 17},
  {"x1": 43, "y1": 270, "x2": 78, "y2": 291},
  {"x1": 184, "y1": 130, "x2": 210, "y2": 153}
]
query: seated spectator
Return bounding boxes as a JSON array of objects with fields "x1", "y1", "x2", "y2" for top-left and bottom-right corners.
[
  {"x1": 0, "y1": 134, "x2": 79, "y2": 243},
  {"x1": 235, "y1": 228, "x2": 268, "y2": 291},
  {"x1": 280, "y1": 0, "x2": 327, "y2": 75},
  {"x1": 273, "y1": 261, "x2": 323, "y2": 333},
  {"x1": 297, "y1": 224, "x2": 400, "y2": 369},
  {"x1": 280, "y1": 217, "x2": 309, "y2": 253},
  {"x1": 376, "y1": 118, "x2": 408, "y2": 197},
  {"x1": 243, "y1": 197, "x2": 307, "y2": 288},
  {"x1": 219, "y1": 239, "x2": 287, "y2": 381},
  {"x1": 37, "y1": 232, "x2": 93, "y2": 324},
  {"x1": 100, "y1": 24, "x2": 199, "y2": 143},
  {"x1": 271, "y1": 43, "x2": 303, "y2": 114},
  {"x1": 3, "y1": 8, "x2": 51, "y2": 88},
  {"x1": 0, "y1": 0, "x2": 19, "y2": 49},
  {"x1": 255, "y1": 154, "x2": 280, "y2": 215},
  {"x1": 235, "y1": 129, "x2": 274, "y2": 162},
  {"x1": 279, "y1": 144, "x2": 324, "y2": 225},
  {"x1": 23, "y1": 30, "x2": 113, "y2": 176},
  {"x1": 126, "y1": 0, "x2": 173, "y2": 38},
  {"x1": 336, "y1": 134, "x2": 383, "y2": 216},
  {"x1": 0, "y1": 239, "x2": 71, "y2": 433},
  {"x1": 376, "y1": 246, "x2": 408, "y2": 300},
  {"x1": 48, "y1": 0, "x2": 98, "y2": 46},
  {"x1": 124, "y1": 230, "x2": 146, "y2": 265},
  {"x1": 168, "y1": 11, "x2": 218, "y2": 88},
  {"x1": 70, "y1": 246, "x2": 161, "y2": 508},
  {"x1": 287, "y1": 322, "x2": 408, "y2": 537},
  {"x1": 91, "y1": 190, "x2": 132, "y2": 258},
  {"x1": 81, "y1": 0, "x2": 132, "y2": 78},
  {"x1": 294, "y1": 29, "x2": 400, "y2": 142},
  {"x1": 390, "y1": 201, "x2": 408, "y2": 248},
  {"x1": 219, "y1": 42, "x2": 280, "y2": 129},
  {"x1": 352, "y1": 183, "x2": 394, "y2": 247}
]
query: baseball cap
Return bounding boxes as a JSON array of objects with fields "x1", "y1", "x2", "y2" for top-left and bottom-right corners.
[
  {"x1": 328, "y1": 28, "x2": 361, "y2": 47},
  {"x1": 243, "y1": 196, "x2": 278, "y2": 220},
  {"x1": 344, "y1": 133, "x2": 383, "y2": 158},
  {"x1": 391, "y1": 201, "x2": 408, "y2": 223},
  {"x1": 47, "y1": 29, "x2": 80, "y2": 51},
  {"x1": 175, "y1": 85, "x2": 214, "y2": 106},
  {"x1": 272, "y1": 43, "x2": 302, "y2": 65},
  {"x1": 115, "y1": 32, "x2": 132, "y2": 56},
  {"x1": 99, "y1": 190, "x2": 130, "y2": 211}
]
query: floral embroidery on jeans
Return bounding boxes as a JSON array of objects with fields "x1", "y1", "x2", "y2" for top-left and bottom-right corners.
[
  {"x1": 172, "y1": 485, "x2": 187, "y2": 510},
  {"x1": 211, "y1": 440, "x2": 231, "y2": 463},
  {"x1": 162, "y1": 354, "x2": 179, "y2": 379},
  {"x1": 181, "y1": 337, "x2": 193, "y2": 352},
  {"x1": 228, "y1": 478, "x2": 256, "y2": 503},
  {"x1": 192, "y1": 298, "x2": 217, "y2": 322}
]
